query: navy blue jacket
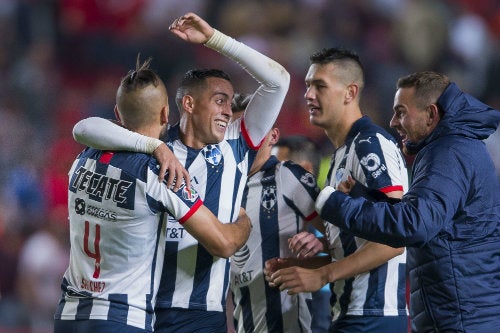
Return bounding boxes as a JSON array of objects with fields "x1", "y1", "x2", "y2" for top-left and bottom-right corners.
[{"x1": 319, "y1": 83, "x2": 500, "y2": 332}]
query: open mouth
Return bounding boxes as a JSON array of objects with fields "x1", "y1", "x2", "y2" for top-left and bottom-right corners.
[
  {"x1": 215, "y1": 120, "x2": 227, "y2": 130},
  {"x1": 308, "y1": 104, "x2": 320, "y2": 114},
  {"x1": 399, "y1": 132, "x2": 408, "y2": 144}
]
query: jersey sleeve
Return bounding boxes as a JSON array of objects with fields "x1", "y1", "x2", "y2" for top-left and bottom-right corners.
[
  {"x1": 352, "y1": 134, "x2": 406, "y2": 193},
  {"x1": 73, "y1": 117, "x2": 163, "y2": 154},
  {"x1": 145, "y1": 160, "x2": 203, "y2": 223},
  {"x1": 280, "y1": 161, "x2": 320, "y2": 221},
  {"x1": 205, "y1": 30, "x2": 290, "y2": 149}
]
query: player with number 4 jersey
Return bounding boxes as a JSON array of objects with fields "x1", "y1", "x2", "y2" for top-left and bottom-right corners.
[
  {"x1": 54, "y1": 56, "x2": 250, "y2": 333},
  {"x1": 55, "y1": 148, "x2": 202, "y2": 331},
  {"x1": 72, "y1": 12, "x2": 289, "y2": 333}
]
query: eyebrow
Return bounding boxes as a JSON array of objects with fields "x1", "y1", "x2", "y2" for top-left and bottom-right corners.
[
  {"x1": 211, "y1": 91, "x2": 231, "y2": 99},
  {"x1": 305, "y1": 78, "x2": 326, "y2": 85}
]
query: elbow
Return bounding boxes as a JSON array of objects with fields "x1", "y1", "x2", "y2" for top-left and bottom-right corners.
[
  {"x1": 266, "y1": 66, "x2": 290, "y2": 93},
  {"x1": 281, "y1": 69, "x2": 291, "y2": 89},
  {"x1": 206, "y1": 243, "x2": 239, "y2": 259},
  {"x1": 394, "y1": 246, "x2": 405, "y2": 256},
  {"x1": 72, "y1": 120, "x2": 86, "y2": 143},
  {"x1": 73, "y1": 117, "x2": 100, "y2": 145},
  {"x1": 276, "y1": 69, "x2": 290, "y2": 94}
]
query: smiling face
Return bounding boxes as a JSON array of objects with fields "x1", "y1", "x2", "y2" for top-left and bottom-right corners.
[
  {"x1": 189, "y1": 77, "x2": 234, "y2": 147},
  {"x1": 304, "y1": 63, "x2": 349, "y2": 130},
  {"x1": 390, "y1": 86, "x2": 435, "y2": 153}
]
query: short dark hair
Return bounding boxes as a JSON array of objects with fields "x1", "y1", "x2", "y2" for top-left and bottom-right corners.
[
  {"x1": 120, "y1": 54, "x2": 162, "y2": 92},
  {"x1": 396, "y1": 71, "x2": 450, "y2": 111},
  {"x1": 309, "y1": 47, "x2": 365, "y2": 91},
  {"x1": 310, "y1": 47, "x2": 363, "y2": 69},
  {"x1": 175, "y1": 69, "x2": 231, "y2": 111}
]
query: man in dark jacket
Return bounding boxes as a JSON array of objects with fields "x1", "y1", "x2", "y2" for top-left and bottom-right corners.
[{"x1": 303, "y1": 71, "x2": 500, "y2": 332}]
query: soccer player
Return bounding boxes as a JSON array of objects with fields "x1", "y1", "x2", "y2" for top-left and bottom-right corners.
[
  {"x1": 315, "y1": 71, "x2": 500, "y2": 332},
  {"x1": 54, "y1": 57, "x2": 251, "y2": 333},
  {"x1": 72, "y1": 12, "x2": 290, "y2": 333},
  {"x1": 265, "y1": 48, "x2": 409, "y2": 333},
  {"x1": 228, "y1": 96, "x2": 321, "y2": 332}
]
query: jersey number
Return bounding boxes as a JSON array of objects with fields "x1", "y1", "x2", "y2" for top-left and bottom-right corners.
[{"x1": 84, "y1": 221, "x2": 101, "y2": 278}]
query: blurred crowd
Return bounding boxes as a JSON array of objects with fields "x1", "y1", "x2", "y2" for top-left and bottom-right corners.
[{"x1": 0, "y1": 1, "x2": 499, "y2": 332}]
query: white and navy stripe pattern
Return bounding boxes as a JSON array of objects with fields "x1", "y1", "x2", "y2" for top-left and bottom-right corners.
[
  {"x1": 324, "y1": 116, "x2": 408, "y2": 321},
  {"x1": 156, "y1": 120, "x2": 253, "y2": 312},
  {"x1": 55, "y1": 148, "x2": 203, "y2": 330},
  {"x1": 230, "y1": 157, "x2": 319, "y2": 333}
]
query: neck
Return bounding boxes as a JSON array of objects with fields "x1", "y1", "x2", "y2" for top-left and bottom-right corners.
[
  {"x1": 325, "y1": 109, "x2": 362, "y2": 149},
  {"x1": 179, "y1": 116, "x2": 205, "y2": 149},
  {"x1": 133, "y1": 125, "x2": 161, "y2": 140},
  {"x1": 249, "y1": 152, "x2": 271, "y2": 177}
]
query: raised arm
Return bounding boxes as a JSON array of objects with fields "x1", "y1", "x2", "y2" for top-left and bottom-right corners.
[
  {"x1": 73, "y1": 117, "x2": 189, "y2": 189},
  {"x1": 170, "y1": 12, "x2": 290, "y2": 148}
]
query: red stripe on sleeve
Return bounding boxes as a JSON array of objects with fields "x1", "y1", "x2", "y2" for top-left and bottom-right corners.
[
  {"x1": 241, "y1": 119, "x2": 263, "y2": 150},
  {"x1": 178, "y1": 199, "x2": 203, "y2": 224},
  {"x1": 305, "y1": 210, "x2": 319, "y2": 221},
  {"x1": 379, "y1": 185, "x2": 404, "y2": 193},
  {"x1": 99, "y1": 152, "x2": 114, "y2": 164}
]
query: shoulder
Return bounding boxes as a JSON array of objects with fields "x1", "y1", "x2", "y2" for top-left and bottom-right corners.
[
  {"x1": 108, "y1": 152, "x2": 156, "y2": 182},
  {"x1": 280, "y1": 161, "x2": 319, "y2": 191},
  {"x1": 352, "y1": 125, "x2": 399, "y2": 158}
]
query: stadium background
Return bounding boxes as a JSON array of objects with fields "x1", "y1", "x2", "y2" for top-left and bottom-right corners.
[{"x1": 0, "y1": 1, "x2": 499, "y2": 332}]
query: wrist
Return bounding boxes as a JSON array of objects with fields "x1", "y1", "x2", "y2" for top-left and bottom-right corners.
[
  {"x1": 323, "y1": 262, "x2": 336, "y2": 284},
  {"x1": 146, "y1": 138, "x2": 164, "y2": 154},
  {"x1": 204, "y1": 29, "x2": 229, "y2": 50}
]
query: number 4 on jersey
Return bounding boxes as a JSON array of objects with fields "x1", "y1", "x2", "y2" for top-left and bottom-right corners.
[{"x1": 84, "y1": 221, "x2": 101, "y2": 279}]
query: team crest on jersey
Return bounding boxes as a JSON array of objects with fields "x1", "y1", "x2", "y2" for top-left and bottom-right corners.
[
  {"x1": 300, "y1": 173, "x2": 317, "y2": 188},
  {"x1": 335, "y1": 168, "x2": 345, "y2": 185},
  {"x1": 180, "y1": 184, "x2": 199, "y2": 203},
  {"x1": 202, "y1": 144, "x2": 222, "y2": 165},
  {"x1": 261, "y1": 185, "x2": 277, "y2": 211}
]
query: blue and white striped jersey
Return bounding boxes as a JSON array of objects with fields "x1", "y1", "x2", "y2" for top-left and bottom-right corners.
[
  {"x1": 230, "y1": 156, "x2": 319, "y2": 333},
  {"x1": 69, "y1": 28, "x2": 290, "y2": 320},
  {"x1": 324, "y1": 116, "x2": 408, "y2": 321},
  {"x1": 55, "y1": 149, "x2": 202, "y2": 331},
  {"x1": 156, "y1": 119, "x2": 252, "y2": 312}
]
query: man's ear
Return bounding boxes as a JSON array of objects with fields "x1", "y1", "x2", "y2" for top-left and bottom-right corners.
[
  {"x1": 182, "y1": 95, "x2": 195, "y2": 113},
  {"x1": 160, "y1": 105, "x2": 169, "y2": 126},
  {"x1": 345, "y1": 84, "x2": 360, "y2": 104},
  {"x1": 428, "y1": 104, "x2": 441, "y2": 126},
  {"x1": 114, "y1": 105, "x2": 121, "y2": 122},
  {"x1": 269, "y1": 127, "x2": 280, "y2": 145}
]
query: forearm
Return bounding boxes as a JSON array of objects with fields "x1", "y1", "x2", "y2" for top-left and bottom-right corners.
[
  {"x1": 73, "y1": 117, "x2": 162, "y2": 153},
  {"x1": 220, "y1": 216, "x2": 251, "y2": 255},
  {"x1": 316, "y1": 187, "x2": 434, "y2": 247},
  {"x1": 205, "y1": 30, "x2": 290, "y2": 146},
  {"x1": 325, "y1": 242, "x2": 404, "y2": 283}
]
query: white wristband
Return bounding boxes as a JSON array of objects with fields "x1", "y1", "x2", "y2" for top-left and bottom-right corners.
[
  {"x1": 143, "y1": 138, "x2": 164, "y2": 154},
  {"x1": 204, "y1": 29, "x2": 230, "y2": 51},
  {"x1": 315, "y1": 186, "x2": 336, "y2": 215}
]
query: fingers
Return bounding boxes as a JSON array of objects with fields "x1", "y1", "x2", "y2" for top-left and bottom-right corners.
[
  {"x1": 181, "y1": 168, "x2": 191, "y2": 190},
  {"x1": 165, "y1": 167, "x2": 176, "y2": 189},
  {"x1": 268, "y1": 269, "x2": 300, "y2": 295},
  {"x1": 169, "y1": 13, "x2": 196, "y2": 30},
  {"x1": 289, "y1": 232, "x2": 319, "y2": 257},
  {"x1": 158, "y1": 162, "x2": 168, "y2": 183}
]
